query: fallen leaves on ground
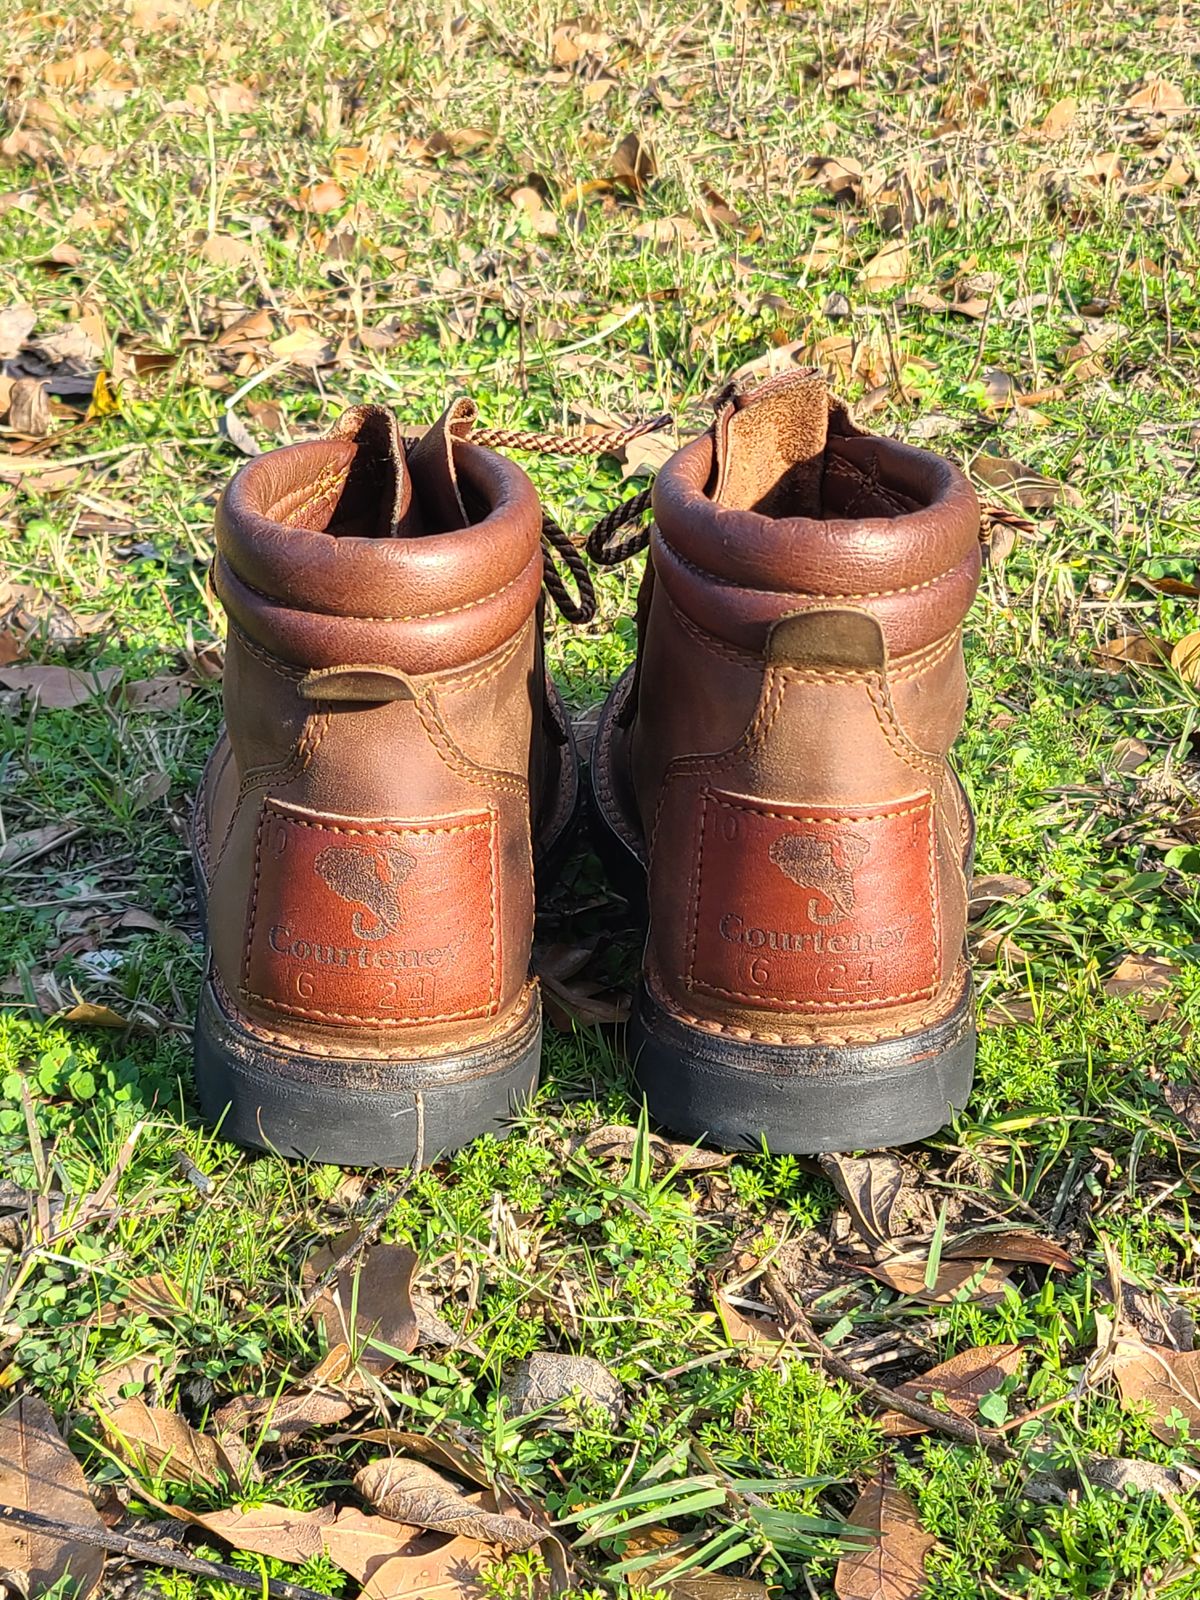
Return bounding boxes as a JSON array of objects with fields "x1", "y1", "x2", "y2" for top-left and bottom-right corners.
[
  {"x1": 818, "y1": 1152, "x2": 930, "y2": 1250},
  {"x1": 879, "y1": 1343, "x2": 1022, "y2": 1436},
  {"x1": 577, "y1": 1123, "x2": 732, "y2": 1173},
  {"x1": 834, "y1": 1476, "x2": 934, "y2": 1600},
  {"x1": 304, "y1": 1227, "x2": 419, "y2": 1373},
  {"x1": 355, "y1": 1457, "x2": 544, "y2": 1549},
  {"x1": 859, "y1": 241, "x2": 909, "y2": 292},
  {"x1": 855, "y1": 1256, "x2": 1015, "y2": 1306},
  {"x1": 1092, "y1": 632, "x2": 1172, "y2": 670},
  {"x1": 0, "y1": 1395, "x2": 106, "y2": 1599},
  {"x1": 0, "y1": 664, "x2": 122, "y2": 709},
  {"x1": 1110, "y1": 1332, "x2": 1200, "y2": 1449},
  {"x1": 214, "y1": 1385, "x2": 356, "y2": 1446},
  {"x1": 714, "y1": 1289, "x2": 787, "y2": 1365},
  {"x1": 971, "y1": 453, "x2": 1082, "y2": 510},
  {"x1": 98, "y1": 1396, "x2": 246, "y2": 1486},
  {"x1": 501, "y1": 1352, "x2": 625, "y2": 1423},
  {"x1": 1103, "y1": 953, "x2": 1180, "y2": 1000}
]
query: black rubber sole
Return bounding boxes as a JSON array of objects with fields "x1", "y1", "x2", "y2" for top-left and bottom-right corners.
[
  {"x1": 630, "y1": 979, "x2": 975, "y2": 1154},
  {"x1": 194, "y1": 979, "x2": 541, "y2": 1167}
]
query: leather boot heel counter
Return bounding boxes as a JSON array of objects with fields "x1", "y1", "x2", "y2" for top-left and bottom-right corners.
[
  {"x1": 589, "y1": 366, "x2": 979, "y2": 1153},
  {"x1": 645, "y1": 607, "x2": 965, "y2": 1039},
  {"x1": 194, "y1": 398, "x2": 574, "y2": 1167}
]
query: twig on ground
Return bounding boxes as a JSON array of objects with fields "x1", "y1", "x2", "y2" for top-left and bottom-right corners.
[
  {"x1": 297, "y1": 1182, "x2": 402, "y2": 1314},
  {"x1": 761, "y1": 1268, "x2": 1016, "y2": 1461},
  {"x1": 0, "y1": 1504, "x2": 331, "y2": 1600}
]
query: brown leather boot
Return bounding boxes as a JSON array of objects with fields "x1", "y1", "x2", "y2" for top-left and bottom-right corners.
[
  {"x1": 589, "y1": 370, "x2": 981, "y2": 1153},
  {"x1": 193, "y1": 399, "x2": 579, "y2": 1165}
]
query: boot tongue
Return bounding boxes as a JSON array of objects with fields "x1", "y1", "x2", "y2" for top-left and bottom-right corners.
[
  {"x1": 712, "y1": 368, "x2": 830, "y2": 519},
  {"x1": 327, "y1": 397, "x2": 477, "y2": 538}
]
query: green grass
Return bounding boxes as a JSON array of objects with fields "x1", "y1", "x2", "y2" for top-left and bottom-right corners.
[{"x1": 2, "y1": 0, "x2": 1200, "y2": 1595}]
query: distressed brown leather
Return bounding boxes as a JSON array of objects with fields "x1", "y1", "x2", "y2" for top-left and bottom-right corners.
[
  {"x1": 195, "y1": 400, "x2": 573, "y2": 1058},
  {"x1": 596, "y1": 369, "x2": 981, "y2": 1045}
]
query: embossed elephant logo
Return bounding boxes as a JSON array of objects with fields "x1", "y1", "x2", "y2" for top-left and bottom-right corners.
[
  {"x1": 314, "y1": 845, "x2": 415, "y2": 941},
  {"x1": 768, "y1": 832, "x2": 869, "y2": 926}
]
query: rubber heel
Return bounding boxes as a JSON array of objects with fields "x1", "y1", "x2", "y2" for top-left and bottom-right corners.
[
  {"x1": 194, "y1": 978, "x2": 541, "y2": 1167},
  {"x1": 630, "y1": 981, "x2": 976, "y2": 1154}
]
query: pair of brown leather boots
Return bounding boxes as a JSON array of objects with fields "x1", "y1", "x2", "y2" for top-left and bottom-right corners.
[{"x1": 193, "y1": 370, "x2": 980, "y2": 1167}]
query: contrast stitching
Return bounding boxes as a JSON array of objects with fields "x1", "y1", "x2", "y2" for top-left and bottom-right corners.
[
  {"x1": 230, "y1": 554, "x2": 537, "y2": 622},
  {"x1": 239, "y1": 803, "x2": 501, "y2": 1026},
  {"x1": 703, "y1": 793, "x2": 931, "y2": 825},
  {"x1": 214, "y1": 969, "x2": 533, "y2": 1058},
  {"x1": 658, "y1": 532, "x2": 963, "y2": 600},
  {"x1": 688, "y1": 978, "x2": 939, "y2": 1009},
  {"x1": 228, "y1": 621, "x2": 305, "y2": 680}
]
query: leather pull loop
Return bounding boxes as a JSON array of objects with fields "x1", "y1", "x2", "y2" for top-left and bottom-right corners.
[
  {"x1": 299, "y1": 663, "x2": 419, "y2": 702},
  {"x1": 767, "y1": 607, "x2": 888, "y2": 673}
]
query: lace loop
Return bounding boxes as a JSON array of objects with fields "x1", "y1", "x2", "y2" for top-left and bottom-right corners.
[{"x1": 472, "y1": 413, "x2": 672, "y2": 620}]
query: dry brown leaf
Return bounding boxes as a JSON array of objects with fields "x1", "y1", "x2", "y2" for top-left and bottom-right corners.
[
  {"x1": 0, "y1": 664, "x2": 121, "y2": 709},
  {"x1": 714, "y1": 1290, "x2": 786, "y2": 1364},
  {"x1": 339, "y1": 1526, "x2": 486, "y2": 1600},
  {"x1": 835, "y1": 1476, "x2": 934, "y2": 1600},
  {"x1": 270, "y1": 328, "x2": 335, "y2": 366},
  {"x1": 166, "y1": 1501, "x2": 337, "y2": 1563},
  {"x1": 1039, "y1": 96, "x2": 1078, "y2": 137},
  {"x1": 857, "y1": 1256, "x2": 1015, "y2": 1306},
  {"x1": 941, "y1": 1229, "x2": 1075, "y2": 1271},
  {"x1": 1093, "y1": 632, "x2": 1172, "y2": 670},
  {"x1": 0, "y1": 306, "x2": 36, "y2": 360},
  {"x1": 44, "y1": 47, "x2": 118, "y2": 89},
  {"x1": 60, "y1": 1001, "x2": 130, "y2": 1029},
  {"x1": 1103, "y1": 953, "x2": 1179, "y2": 999},
  {"x1": 1163, "y1": 1081, "x2": 1200, "y2": 1139},
  {"x1": 880, "y1": 1343, "x2": 1022, "y2": 1436},
  {"x1": 968, "y1": 873, "x2": 1033, "y2": 915},
  {"x1": 0, "y1": 823, "x2": 81, "y2": 872},
  {"x1": 99, "y1": 1397, "x2": 243, "y2": 1486},
  {"x1": 130, "y1": 0, "x2": 191, "y2": 32},
  {"x1": 354, "y1": 1458, "x2": 543, "y2": 1550},
  {"x1": 818, "y1": 1152, "x2": 928, "y2": 1249},
  {"x1": 200, "y1": 233, "x2": 253, "y2": 267},
  {"x1": 611, "y1": 132, "x2": 656, "y2": 195},
  {"x1": 1112, "y1": 1334, "x2": 1200, "y2": 1448},
  {"x1": 214, "y1": 1387, "x2": 355, "y2": 1447},
  {"x1": 502, "y1": 1352, "x2": 625, "y2": 1422},
  {"x1": 299, "y1": 181, "x2": 346, "y2": 214},
  {"x1": 1170, "y1": 631, "x2": 1200, "y2": 684},
  {"x1": 1124, "y1": 79, "x2": 1187, "y2": 114},
  {"x1": 579, "y1": 1123, "x2": 731, "y2": 1174},
  {"x1": 125, "y1": 674, "x2": 191, "y2": 711},
  {"x1": 8, "y1": 377, "x2": 51, "y2": 438},
  {"x1": 971, "y1": 453, "x2": 1081, "y2": 510},
  {"x1": 859, "y1": 241, "x2": 910, "y2": 292},
  {"x1": 0, "y1": 1396, "x2": 106, "y2": 1598},
  {"x1": 304, "y1": 1228, "x2": 419, "y2": 1373},
  {"x1": 540, "y1": 972, "x2": 630, "y2": 1028}
]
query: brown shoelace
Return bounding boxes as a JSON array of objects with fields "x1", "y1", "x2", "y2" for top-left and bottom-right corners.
[{"x1": 472, "y1": 414, "x2": 672, "y2": 623}]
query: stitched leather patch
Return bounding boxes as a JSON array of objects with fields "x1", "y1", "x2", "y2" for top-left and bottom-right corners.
[
  {"x1": 242, "y1": 799, "x2": 500, "y2": 1025},
  {"x1": 686, "y1": 788, "x2": 939, "y2": 1012}
]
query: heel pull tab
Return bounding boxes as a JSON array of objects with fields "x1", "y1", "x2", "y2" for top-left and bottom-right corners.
[
  {"x1": 767, "y1": 607, "x2": 887, "y2": 674},
  {"x1": 299, "y1": 664, "x2": 418, "y2": 702}
]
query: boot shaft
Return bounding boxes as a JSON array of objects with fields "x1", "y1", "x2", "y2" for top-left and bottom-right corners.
[
  {"x1": 623, "y1": 370, "x2": 980, "y2": 1044},
  {"x1": 199, "y1": 401, "x2": 554, "y2": 1055}
]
